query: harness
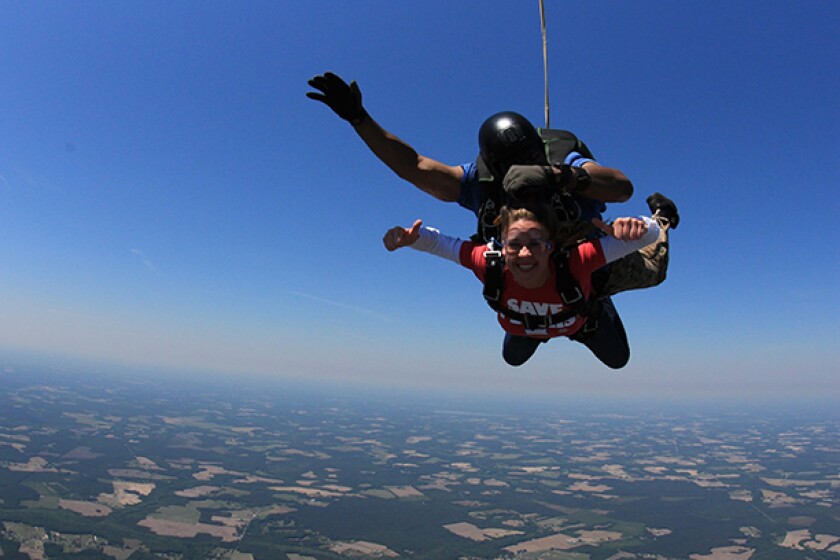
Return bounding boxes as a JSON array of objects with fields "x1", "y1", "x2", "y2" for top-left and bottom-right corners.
[
  {"x1": 481, "y1": 244, "x2": 598, "y2": 333},
  {"x1": 473, "y1": 128, "x2": 595, "y2": 243}
]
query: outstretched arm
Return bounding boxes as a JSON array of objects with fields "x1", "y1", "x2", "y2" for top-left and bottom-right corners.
[
  {"x1": 354, "y1": 118, "x2": 464, "y2": 202},
  {"x1": 383, "y1": 220, "x2": 464, "y2": 264},
  {"x1": 308, "y1": 72, "x2": 463, "y2": 202}
]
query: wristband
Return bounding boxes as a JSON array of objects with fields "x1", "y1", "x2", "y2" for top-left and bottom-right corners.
[
  {"x1": 571, "y1": 166, "x2": 591, "y2": 192},
  {"x1": 551, "y1": 164, "x2": 590, "y2": 193}
]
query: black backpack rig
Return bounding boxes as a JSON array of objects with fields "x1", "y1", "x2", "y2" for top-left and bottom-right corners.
[{"x1": 473, "y1": 128, "x2": 596, "y2": 244}]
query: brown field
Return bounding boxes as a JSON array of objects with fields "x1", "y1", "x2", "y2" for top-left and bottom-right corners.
[
  {"x1": 98, "y1": 481, "x2": 155, "y2": 507},
  {"x1": 174, "y1": 485, "x2": 220, "y2": 498},
  {"x1": 329, "y1": 540, "x2": 399, "y2": 557},
  {"x1": 577, "y1": 529, "x2": 622, "y2": 542},
  {"x1": 689, "y1": 545, "x2": 755, "y2": 559},
  {"x1": 505, "y1": 527, "x2": 623, "y2": 554},
  {"x1": 268, "y1": 485, "x2": 346, "y2": 498},
  {"x1": 59, "y1": 499, "x2": 112, "y2": 517},
  {"x1": 762, "y1": 477, "x2": 821, "y2": 487},
  {"x1": 19, "y1": 542, "x2": 45, "y2": 560},
  {"x1": 761, "y1": 489, "x2": 798, "y2": 507},
  {"x1": 137, "y1": 518, "x2": 238, "y2": 542},
  {"x1": 385, "y1": 485, "x2": 424, "y2": 498},
  {"x1": 808, "y1": 534, "x2": 840, "y2": 550},
  {"x1": 729, "y1": 490, "x2": 753, "y2": 502},
  {"x1": 193, "y1": 464, "x2": 246, "y2": 481},
  {"x1": 504, "y1": 532, "x2": 580, "y2": 553},
  {"x1": 132, "y1": 456, "x2": 163, "y2": 470},
  {"x1": 780, "y1": 529, "x2": 840, "y2": 551},
  {"x1": 8, "y1": 457, "x2": 61, "y2": 473},
  {"x1": 443, "y1": 522, "x2": 491, "y2": 541},
  {"x1": 568, "y1": 481, "x2": 613, "y2": 493},
  {"x1": 233, "y1": 474, "x2": 285, "y2": 485},
  {"x1": 443, "y1": 522, "x2": 523, "y2": 542}
]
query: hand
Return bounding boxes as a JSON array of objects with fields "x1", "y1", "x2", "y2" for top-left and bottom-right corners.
[
  {"x1": 592, "y1": 217, "x2": 648, "y2": 241},
  {"x1": 306, "y1": 72, "x2": 367, "y2": 124},
  {"x1": 383, "y1": 220, "x2": 423, "y2": 251}
]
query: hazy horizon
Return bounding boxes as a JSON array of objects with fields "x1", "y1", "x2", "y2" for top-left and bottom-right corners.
[{"x1": 1, "y1": 2, "x2": 838, "y2": 401}]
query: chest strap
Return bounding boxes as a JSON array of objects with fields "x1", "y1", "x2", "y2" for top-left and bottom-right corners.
[{"x1": 482, "y1": 246, "x2": 593, "y2": 330}]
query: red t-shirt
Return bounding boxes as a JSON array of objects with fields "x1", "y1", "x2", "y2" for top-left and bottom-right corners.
[{"x1": 459, "y1": 241, "x2": 607, "y2": 339}]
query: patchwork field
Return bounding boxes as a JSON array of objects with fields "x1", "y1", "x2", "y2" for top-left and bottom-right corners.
[{"x1": 0, "y1": 368, "x2": 837, "y2": 559}]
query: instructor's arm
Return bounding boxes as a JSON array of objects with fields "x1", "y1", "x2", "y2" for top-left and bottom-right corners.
[{"x1": 308, "y1": 72, "x2": 463, "y2": 202}]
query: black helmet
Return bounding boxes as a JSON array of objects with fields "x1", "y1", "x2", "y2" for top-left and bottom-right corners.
[{"x1": 478, "y1": 111, "x2": 546, "y2": 179}]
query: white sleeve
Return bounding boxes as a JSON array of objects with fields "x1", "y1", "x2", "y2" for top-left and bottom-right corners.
[
  {"x1": 409, "y1": 226, "x2": 464, "y2": 265},
  {"x1": 599, "y1": 216, "x2": 661, "y2": 264}
]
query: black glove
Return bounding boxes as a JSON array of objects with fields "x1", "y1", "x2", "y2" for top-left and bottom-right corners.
[{"x1": 306, "y1": 72, "x2": 367, "y2": 125}]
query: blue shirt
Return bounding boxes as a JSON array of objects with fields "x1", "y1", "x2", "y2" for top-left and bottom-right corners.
[{"x1": 456, "y1": 151, "x2": 607, "y2": 223}]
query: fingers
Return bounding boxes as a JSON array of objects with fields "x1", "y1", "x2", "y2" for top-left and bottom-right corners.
[
  {"x1": 307, "y1": 75, "x2": 329, "y2": 92},
  {"x1": 383, "y1": 220, "x2": 423, "y2": 252},
  {"x1": 611, "y1": 218, "x2": 648, "y2": 240},
  {"x1": 592, "y1": 217, "x2": 648, "y2": 240},
  {"x1": 307, "y1": 73, "x2": 347, "y2": 97},
  {"x1": 382, "y1": 226, "x2": 409, "y2": 252},
  {"x1": 382, "y1": 227, "x2": 401, "y2": 251},
  {"x1": 407, "y1": 219, "x2": 422, "y2": 237}
]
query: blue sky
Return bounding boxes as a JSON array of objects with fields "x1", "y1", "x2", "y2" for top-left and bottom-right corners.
[{"x1": 0, "y1": 1, "x2": 837, "y2": 401}]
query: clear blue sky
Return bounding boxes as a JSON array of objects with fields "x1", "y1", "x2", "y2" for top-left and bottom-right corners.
[{"x1": 1, "y1": 1, "x2": 837, "y2": 401}]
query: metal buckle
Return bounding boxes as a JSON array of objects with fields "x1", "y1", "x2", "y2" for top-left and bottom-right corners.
[
  {"x1": 484, "y1": 289, "x2": 501, "y2": 303},
  {"x1": 483, "y1": 248, "x2": 503, "y2": 303},
  {"x1": 562, "y1": 287, "x2": 583, "y2": 305}
]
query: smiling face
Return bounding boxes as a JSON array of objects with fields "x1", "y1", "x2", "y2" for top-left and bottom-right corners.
[{"x1": 503, "y1": 218, "x2": 553, "y2": 289}]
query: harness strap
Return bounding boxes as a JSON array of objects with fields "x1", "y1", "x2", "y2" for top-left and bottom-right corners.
[
  {"x1": 552, "y1": 251, "x2": 585, "y2": 306},
  {"x1": 485, "y1": 298, "x2": 589, "y2": 331},
  {"x1": 482, "y1": 247, "x2": 593, "y2": 330},
  {"x1": 482, "y1": 244, "x2": 504, "y2": 304}
]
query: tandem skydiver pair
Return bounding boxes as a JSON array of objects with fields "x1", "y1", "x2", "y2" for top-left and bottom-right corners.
[{"x1": 307, "y1": 72, "x2": 679, "y2": 367}]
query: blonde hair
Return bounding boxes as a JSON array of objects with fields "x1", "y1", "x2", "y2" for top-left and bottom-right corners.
[{"x1": 496, "y1": 205, "x2": 559, "y2": 241}]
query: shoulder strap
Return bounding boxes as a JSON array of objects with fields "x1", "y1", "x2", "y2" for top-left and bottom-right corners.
[
  {"x1": 538, "y1": 128, "x2": 596, "y2": 163},
  {"x1": 474, "y1": 157, "x2": 503, "y2": 243},
  {"x1": 482, "y1": 243, "x2": 504, "y2": 305},
  {"x1": 552, "y1": 249, "x2": 586, "y2": 307}
]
